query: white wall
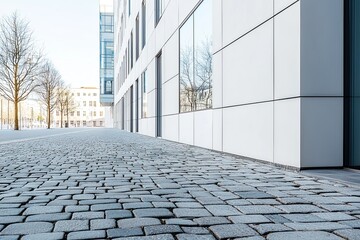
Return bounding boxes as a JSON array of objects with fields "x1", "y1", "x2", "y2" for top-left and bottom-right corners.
[{"x1": 113, "y1": 0, "x2": 344, "y2": 169}]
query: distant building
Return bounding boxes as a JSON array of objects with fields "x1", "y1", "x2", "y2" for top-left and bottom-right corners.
[
  {"x1": 53, "y1": 87, "x2": 107, "y2": 128},
  {"x1": 0, "y1": 94, "x2": 45, "y2": 130},
  {"x1": 99, "y1": 0, "x2": 114, "y2": 127}
]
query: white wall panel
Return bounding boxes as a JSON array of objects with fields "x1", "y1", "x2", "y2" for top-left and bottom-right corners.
[
  {"x1": 301, "y1": 98, "x2": 343, "y2": 168},
  {"x1": 274, "y1": 2, "x2": 300, "y2": 99},
  {"x1": 223, "y1": 21, "x2": 273, "y2": 107},
  {"x1": 223, "y1": 102, "x2": 274, "y2": 162},
  {"x1": 179, "y1": 112, "x2": 194, "y2": 145},
  {"x1": 163, "y1": 33, "x2": 179, "y2": 83},
  {"x1": 194, "y1": 110, "x2": 213, "y2": 149},
  {"x1": 274, "y1": 98, "x2": 301, "y2": 168},
  {"x1": 212, "y1": 109, "x2": 223, "y2": 151},
  {"x1": 222, "y1": 0, "x2": 273, "y2": 47},
  {"x1": 274, "y1": 0, "x2": 298, "y2": 14},
  {"x1": 300, "y1": 0, "x2": 343, "y2": 96},
  {"x1": 163, "y1": 115, "x2": 179, "y2": 142},
  {"x1": 162, "y1": 77, "x2": 179, "y2": 116}
]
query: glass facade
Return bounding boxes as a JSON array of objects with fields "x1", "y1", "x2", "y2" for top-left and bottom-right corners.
[
  {"x1": 179, "y1": 0, "x2": 212, "y2": 113},
  {"x1": 345, "y1": 0, "x2": 360, "y2": 168},
  {"x1": 100, "y1": 9, "x2": 114, "y2": 104}
]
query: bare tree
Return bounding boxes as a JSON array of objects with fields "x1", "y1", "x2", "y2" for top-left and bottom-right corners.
[
  {"x1": 64, "y1": 89, "x2": 76, "y2": 127},
  {"x1": 56, "y1": 83, "x2": 67, "y2": 128},
  {"x1": 37, "y1": 61, "x2": 62, "y2": 129},
  {"x1": 0, "y1": 12, "x2": 43, "y2": 130}
]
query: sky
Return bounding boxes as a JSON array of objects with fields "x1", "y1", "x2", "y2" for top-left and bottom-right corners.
[{"x1": 0, "y1": 0, "x2": 100, "y2": 88}]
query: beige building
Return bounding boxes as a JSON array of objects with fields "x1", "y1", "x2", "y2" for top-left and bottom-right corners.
[
  {"x1": 53, "y1": 87, "x2": 106, "y2": 128},
  {"x1": 0, "y1": 95, "x2": 46, "y2": 130}
]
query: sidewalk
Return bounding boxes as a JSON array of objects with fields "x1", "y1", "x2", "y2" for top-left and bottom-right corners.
[{"x1": 0, "y1": 128, "x2": 359, "y2": 239}]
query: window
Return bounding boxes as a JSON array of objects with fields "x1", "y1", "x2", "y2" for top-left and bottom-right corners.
[
  {"x1": 77, "y1": 111, "x2": 80, "y2": 116},
  {"x1": 94, "y1": 101, "x2": 97, "y2": 107},
  {"x1": 141, "y1": 70, "x2": 147, "y2": 118},
  {"x1": 94, "y1": 111, "x2": 97, "y2": 117},
  {"x1": 128, "y1": 0, "x2": 131, "y2": 16},
  {"x1": 142, "y1": 1, "x2": 146, "y2": 49},
  {"x1": 83, "y1": 93, "x2": 86, "y2": 96},
  {"x1": 105, "y1": 80, "x2": 112, "y2": 94},
  {"x1": 89, "y1": 101, "x2": 92, "y2": 107},
  {"x1": 70, "y1": 111, "x2": 74, "y2": 117},
  {"x1": 83, "y1": 111, "x2": 86, "y2": 116},
  {"x1": 71, "y1": 93, "x2": 74, "y2": 96},
  {"x1": 179, "y1": 0, "x2": 213, "y2": 112},
  {"x1": 93, "y1": 93, "x2": 97, "y2": 96},
  {"x1": 100, "y1": 111, "x2": 103, "y2": 117},
  {"x1": 136, "y1": 14, "x2": 140, "y2": 60},
  {"x1": 83, "y1": 101, "x2": 86, "y2": 107},
  {"x1": 130, "y1": 31, "x2": 134, "y2": 69},
  {"x1": 83, "y1": 121, "x2": 86, "y2": 126},
  {"x1": 77, "y1": 93, "x2": 80, "y2": 96},
  {"x1": 100, "y1": 121, "x2": 103, "y2": 127},
  {"x1": 155, "y1": 0, "x2": 165, "y2": 25}
]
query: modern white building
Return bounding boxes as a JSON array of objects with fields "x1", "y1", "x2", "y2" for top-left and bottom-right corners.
[
  {"x1": 112, "y1": 0, "x2": 358, "y2": 170},
  {"x1": 53, "y1": 87, "x2": 109, "y2": 128}
]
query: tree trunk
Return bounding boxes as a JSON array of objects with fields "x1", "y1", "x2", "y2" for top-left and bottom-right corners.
[
  {"x1": 66, "y1": 109, "x2": 69, "y2": 128},
  {"x1": 47, "y1": 105, "x2": 51, "y2": 129},
  {"x1": 14, "y1": 99, "x2": 19, "y2": 130},
  {"x1": 60, "y1": 111, "x2": 63, "y2": 128}
]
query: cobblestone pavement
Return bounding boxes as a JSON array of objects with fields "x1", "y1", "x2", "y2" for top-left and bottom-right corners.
[{"x1": 0, "y1": 128, "x2": 360, "y2": 240}]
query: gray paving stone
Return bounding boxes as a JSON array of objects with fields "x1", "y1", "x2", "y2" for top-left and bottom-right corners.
[
  {"x1": 21, "y1": 232, "x2": 65, "y2": 240},
  {"x1": 339, "y1": 220, "x2": 360, "y2": 228},
  {"x1": 54, "y1": 220, "x2": 89, "y2": 232},
  {"x1": 0, "y1": 235, "x2": 19, "y2": 240},
  {"x1": 173, "y1": 208, "x2": 211, "y2": 218},
  {"x1": 284, "y1": 222, "x2": 350, "y2": 231},
  {"x1": 0, "y1": 216, "x2": 25, "y2": 224},
  {"x1": 181, "y1": 227, "x2": 210, "y2": 234},
  {"x1": 236, "y1": 205, "x2": 283, "y2": 214},
  {"x1": 176, "y1": 234, "x2": 216, "y2": 240},
  {"x1": 107, "y1": 227, "x2": 144, "y2": 238},
  {"x1": 0, "y1": 222, "x2": 53, "y2": 235},
  {"x1": 144, "y1": 224, "x2": 182, "y2": 235},
  {"x1": 133, "y1": 208, "x2": 173, "y2": 218},
  {"x1": 152, "y1": 202, "x2": 176, "y2": 208},
  {"x1": 114, "y1": 233, "x2": 175, "y2": 240},
  {"x1": 281, "y1": 214, "x2": 326, "y2": 223},
  {"x1": 193, "y1": 217, "x2": 231, "y2": 226},
  {"x1": 205, "y1": 205, "x2": 241, "y2": 216},
  {"x1": 123, "y1": 202, "x2": 153, "y2": 209},
  {"x1": 118, "y1": 218, "x2": 161, "y2": 228},
  {"x1": 229, "y1": 215, "x2": 271, "y2": 224},
  {"x1": 249, "y1": 223, "x2": 291, "y2": 234},
  {"x1": 164, "y1": 219, "x2": 196, "y2": 226},
  {"x1": 91, "y1": 203, "x2": 122, "y2": 211},
  {"x1": 267, "y1": 231, "x2": 343, "y2": 240},
  {"x1": 67, "y1": 230, "x2": 105, "y2": 239},
  {"x1": 334, "y1": 229, "x2": 360, "y2": 240},
  {"x1": 106, "y1": 210, "x2": 132, "y2": 219},
  {"x1": 313, "y1": 212, "x2": 356, "y2": 221},
  {"x1": 0, "y1": 208, "x2": 24, "y2": 216},
  {"x1": 26, "y1": 213, "x2": 71, "y2": 222},
  {"x1": 90, "y1": 219, "x2": 116, "y2": 230},
  {"x1": 276, "y1": 204, "x2": 325, "y2": 213},
  {"x1": 65, "y1": 205, "x2": 89, "y2": 212},
  {"x1": 23, "y1": 206, "x2": 63, "y2": 215},
  {"x1": 175, "y1": 202, "x2": 203, "y2": 208},
  {"x1": 72, "y1": 211, "x2": 104, "y2": 220},
  {"x1": 209, "y1": 224, "x2": 258, "y2": 239}
]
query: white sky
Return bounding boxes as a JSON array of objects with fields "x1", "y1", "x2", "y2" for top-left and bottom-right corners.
[{"x1": 0, "y1": 0, "x2": 100, "y2": 88}]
